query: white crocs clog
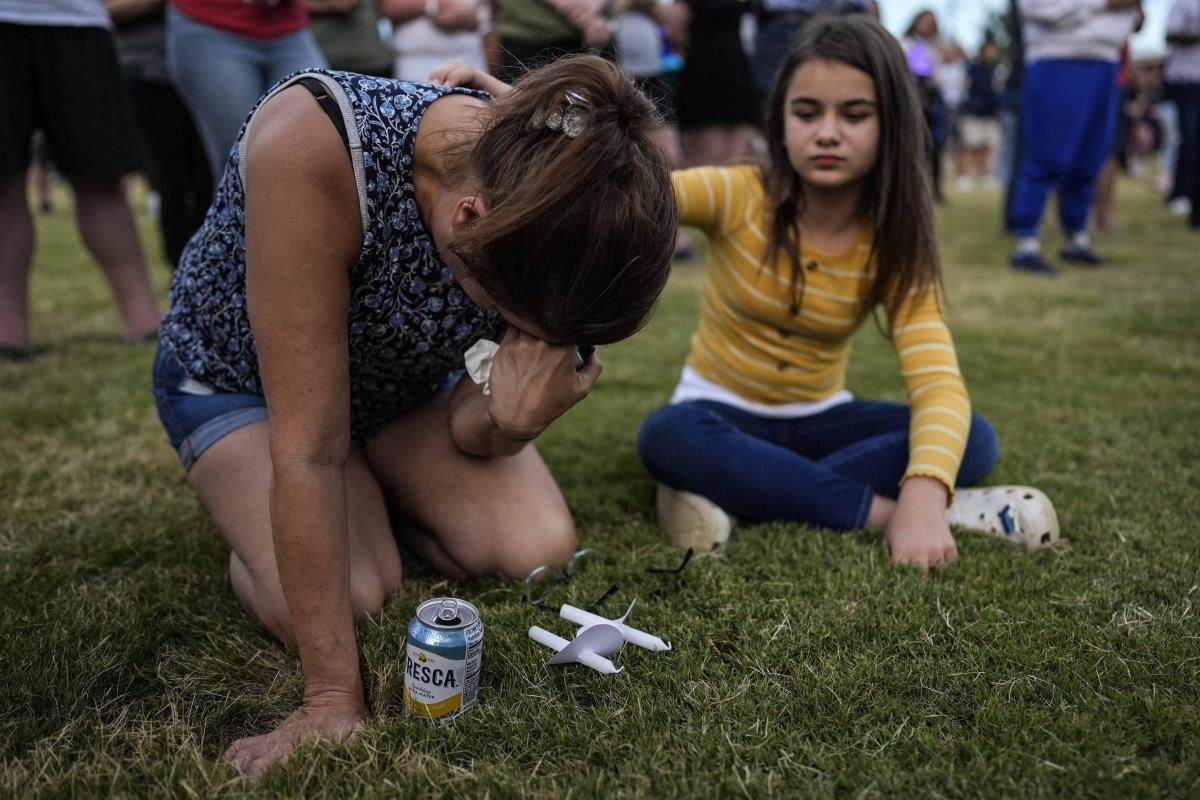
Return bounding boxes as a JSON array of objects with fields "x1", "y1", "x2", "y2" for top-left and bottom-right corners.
[
  {"x1": 946, "y1": 486, "x2": 1060, "y2": 548},
  {"x1": 656, "y1": 484, "x2": 733, "y2": 552}
]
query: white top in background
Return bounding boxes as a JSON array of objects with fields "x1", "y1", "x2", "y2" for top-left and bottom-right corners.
[
  {"x1": 393, "y1": 11, "x2": 486, "y2": 84},
  {"x1": 1166, "y1": 0, "x2": 1200, "y2": 84},
  {"x1": 1020, "y1": 0, "x2": 1139, "y2": 64},
  {"x1": 0, "y1": 0, "x2": 110, "y2": 27}
]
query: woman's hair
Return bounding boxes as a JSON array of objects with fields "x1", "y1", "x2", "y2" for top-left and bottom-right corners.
[
  {"x1": 447, "y1": 55, "x2": 676, "y2": 345},
  {"x1": 760, "y1": 14, "x2": 942, "y2": 321}
]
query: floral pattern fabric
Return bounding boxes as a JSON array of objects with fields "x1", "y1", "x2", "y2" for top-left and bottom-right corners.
[{"x1": 160, "y1": 70, "x2": 501, "y2": 442}]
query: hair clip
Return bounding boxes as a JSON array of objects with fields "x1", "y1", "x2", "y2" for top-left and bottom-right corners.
[{"x1": 531, "y1": 88, "x2": 592, "y2": 138}]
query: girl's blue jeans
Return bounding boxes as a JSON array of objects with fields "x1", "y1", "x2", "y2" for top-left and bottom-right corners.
[{"x1": 637, "y1": 400, "x2": 1000, "y2": 531}]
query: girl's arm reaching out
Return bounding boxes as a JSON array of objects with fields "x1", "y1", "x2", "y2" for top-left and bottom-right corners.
[
  {"x1": 671, "y1": 166, "x2": 754, "y2": 234},
  {"x1": 884, "y1": 286, "x2": 973, "y2": 570}
]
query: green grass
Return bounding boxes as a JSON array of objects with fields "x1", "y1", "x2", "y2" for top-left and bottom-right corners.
[{"x1": 2, "y1": 177, "x2": 1199, "y2": 799}]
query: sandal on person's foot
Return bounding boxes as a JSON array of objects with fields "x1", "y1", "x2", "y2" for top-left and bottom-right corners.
[
  {"x1": 656, "y1": 484, "x2": 733, "y2": 552},
  {"x1": 946, "y1": 486, "x2": 1060, "y2": 548}
]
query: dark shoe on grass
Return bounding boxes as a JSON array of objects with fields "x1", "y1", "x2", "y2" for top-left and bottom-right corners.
[
  {"x1": 1059, "y1": 244, "x2": 1107, "y2": 267},
  {"x1": 1009, "y1": 251, "x2": 1058, "y2": 276},
  {"x1": 0, "y1": 344, "x2": 38, "y2": 363}
]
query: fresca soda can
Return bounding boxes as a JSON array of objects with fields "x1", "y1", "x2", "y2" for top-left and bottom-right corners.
[{"x1": 404, "y1": 597, "x2": 483, "y2": 723}]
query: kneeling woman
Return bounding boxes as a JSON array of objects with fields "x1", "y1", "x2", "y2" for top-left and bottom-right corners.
[{"x1": 152, "y1": 57, "x2": 674, "y2": 777}]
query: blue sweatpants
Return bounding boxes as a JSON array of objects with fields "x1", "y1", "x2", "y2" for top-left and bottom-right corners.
[{"x1": 1009, "y1": 59, "x2": 1119, "y2": 238}]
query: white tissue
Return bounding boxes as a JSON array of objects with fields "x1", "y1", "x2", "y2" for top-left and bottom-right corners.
[{"x1": 464, "y1": 338, "x2": 500, "y2": 396}]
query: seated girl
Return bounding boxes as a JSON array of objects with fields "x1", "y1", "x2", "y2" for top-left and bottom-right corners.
[{"x1": 636, "y1": 15, "x2": 1059, "y2": 566}]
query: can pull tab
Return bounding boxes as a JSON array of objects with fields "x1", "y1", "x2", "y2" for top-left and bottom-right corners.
[{"x1": 435, "y1": 600, "x2": 461, "y2": 626}]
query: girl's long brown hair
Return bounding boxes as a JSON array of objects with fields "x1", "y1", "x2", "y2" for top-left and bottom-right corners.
[{"x1": 761, "y1": 14, "x2": 942, "y2": 323}]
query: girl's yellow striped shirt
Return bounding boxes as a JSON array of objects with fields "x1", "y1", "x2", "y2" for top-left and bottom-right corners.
[{"x1": 674, "y1": 165, "x2": 971, "y2": 498}]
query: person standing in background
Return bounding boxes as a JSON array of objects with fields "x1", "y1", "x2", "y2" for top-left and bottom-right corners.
[
  {"x1": 999, "y1": 0, "x2": 1025, "y2": 231},
  {"x1": 614, "y1": 0, "x2": 682, "y2": 167},
  {"x1": 493, "y1": 0, "x2": 613, "y2": 83},
  {"x1": 1007, "y1": 0, "x2": 1140, "y2": 275},
  {"x1": 939, "y1": 42, "x2": 968, "y2": 186},
  {"x1": 1165, "y1": 0, "x2": 1200, "y2": 218},
  {"x1": 166, "y1": 0, "x2": 327, "y2": 184},
  {"x1": 751, "y1": 0, "x2": 870, "y2": 95},
  {"x1": 307, "y1": 0, "x2": 393, "y2": 77},
  {"x1": 958, "y1": 38, "x2": 1003, "y2": 191},
  {"x1": 675, "y1": 0, "x2": 759, "y2": 166},
  {"x1": 0, "y1": 0, "x2": 161, "y2": 360},
  {"x1": 903, "y1": 9, "x2": 947, "y2": 201},
  {"x1": 107, "y1": 0, "x2": 213, "y2": 269},
  {"x1": 382, "y1": 0, "x2": 487, "y2": 82}
]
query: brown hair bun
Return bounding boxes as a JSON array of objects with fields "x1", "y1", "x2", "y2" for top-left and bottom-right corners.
[{"x1": 450, "y1": 55, "x2": 676, "y2": 345}]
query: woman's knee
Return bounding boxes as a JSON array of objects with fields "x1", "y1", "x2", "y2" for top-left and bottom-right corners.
[
  {"x1": 228, "y1": 552, "x2": 294, "y2": 643},
  {"x1": 443, "y1": 504, "x2": 577, "y2": 581},
  {"x1": 959, "y1": 414, "x2": 1000, "y2": 486},
  {"x1": 350, "y1": 545, "x2": 403, "y2": 622},
  {"x1": 491, "y1": 512, "x2": 577, "y2": 581}
]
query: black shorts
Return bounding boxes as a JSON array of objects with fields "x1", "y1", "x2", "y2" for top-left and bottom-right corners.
[{"x1": 0, "y1": 22, "x2": 142, "y2": 178}]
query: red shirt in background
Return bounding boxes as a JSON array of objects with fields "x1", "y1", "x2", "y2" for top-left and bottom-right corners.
[{"x1": 172, "y1": 0, "x2": 307, "y2": 39}]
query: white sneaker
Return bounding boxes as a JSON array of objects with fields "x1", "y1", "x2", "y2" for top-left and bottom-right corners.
[
  {"x1": 656, "y1": 484, "x2": 733, "y2": 551},
  {"x1": 946, "y1": 486, "x2": 1059, "y2": 548},
  {"x1": 1168, "y1": 197, "x2": 1192, "y2": 217},
  {"x1": 955, "y1": 174, "x2": 976, "y2": 193}
]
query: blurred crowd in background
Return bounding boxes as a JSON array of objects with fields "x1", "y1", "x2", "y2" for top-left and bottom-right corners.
[{"x1": 2, "y1": 0, "x2": 1199, "y2": 357}]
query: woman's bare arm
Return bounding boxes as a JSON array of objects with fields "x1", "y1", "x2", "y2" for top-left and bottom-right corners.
[{"x1": 228, "y1": 85, "x2": 367, "y2": 779}]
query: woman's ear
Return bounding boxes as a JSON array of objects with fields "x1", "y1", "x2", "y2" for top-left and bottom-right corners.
[{"x1": 452, "y1": 193, "x2": 491, "y2": 230}]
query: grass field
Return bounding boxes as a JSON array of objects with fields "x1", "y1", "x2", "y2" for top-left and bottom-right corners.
[{"x1": 2, "y1": 176, "x2": 1199, "y2": 799}]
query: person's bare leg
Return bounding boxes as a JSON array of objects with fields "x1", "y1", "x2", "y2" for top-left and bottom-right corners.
[
  {"x1": 187, "y1": 421, "x2": 402, "y2": 643},
  {"x1": 29, "y1": 160, "x2": 52, "y2": 212},
  {"x1": 1093, "y1": 155, "x2": 1118, "y2": 232},
  {"x1": 650, "y1": 124, "x2": 693, "y2": 256},
  {"x1": 69, "y1": 175, "x2": 161, "y2": 340},
  {"x1": 683, "y1": 126, "x2": 730, "y2": 168},
  {"x1": 650, "y1": 125, "x2": 682, "y2": 169},
  {"x1": 731, "y1": 124, "x2": 761, "y2": 160},
  {"x1": 365, "y1": 389, "x2": 577, "y2": 580},
  {"x1": 0, "y1": 174, "x2": 35, "y2": 351}
]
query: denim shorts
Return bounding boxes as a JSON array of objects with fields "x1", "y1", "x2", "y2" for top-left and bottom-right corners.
[{"x1": 151, "y1": 343, "x2": 267, "y2": 471}]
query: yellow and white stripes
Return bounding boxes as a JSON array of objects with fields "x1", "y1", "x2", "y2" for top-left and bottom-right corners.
[{"x1": 673, "y1": 165, "x2": 972, "y2": 499}]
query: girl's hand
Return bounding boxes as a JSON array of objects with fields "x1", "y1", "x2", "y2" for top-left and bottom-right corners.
[
  {"x1": 486, "y1": 327, "x2": 600, "y2": 440},
  {"x1": 223, "y1": 689, "x2": 367, "y2": 782},
  {"x1": 426, "y1": 63, "x2": 513, "y2": 97},
  {"x1": 884, "y1": 477, "x2": 957, "y2": 571}
]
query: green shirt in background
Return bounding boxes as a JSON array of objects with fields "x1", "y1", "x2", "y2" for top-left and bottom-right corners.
[
  {"x1": 496, "y1": 0, "x2": 610, "y2": 44},
  {"x1": 309, "y1": 0, "x2": 393, "y2": 76}
]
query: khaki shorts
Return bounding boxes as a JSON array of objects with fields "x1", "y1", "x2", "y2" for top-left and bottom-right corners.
[{"x1": 960, "y1": 116, "x2": 1001, "y2": 151}]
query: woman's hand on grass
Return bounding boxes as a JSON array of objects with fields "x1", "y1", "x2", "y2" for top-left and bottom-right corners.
[
  {"x1": 884, "y1": 477, "x2": 957, "y2": 571},
  {"x1": 486, "y1": 327, "x2": 601, "y2": 441},
  {"x1": 426, "y1": 63, "x2": 513, "y2": 97},
  {"x1": 223, "y1": 689, "x2": 368, "y2": 782}
]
